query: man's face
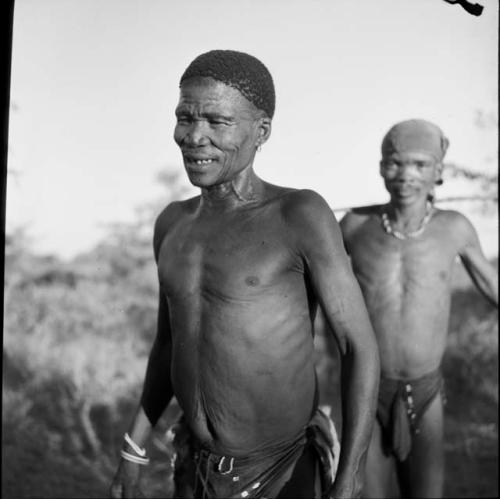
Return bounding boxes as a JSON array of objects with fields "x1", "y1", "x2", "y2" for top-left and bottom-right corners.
[
  {"x1": 174, "y1": 77, "x2": 267, "y2": 188},
  {"x1": 380, "y1": 151, "x2": 443, "y2": 205}
]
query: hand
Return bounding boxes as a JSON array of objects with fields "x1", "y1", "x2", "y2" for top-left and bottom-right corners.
[
  {"x1": 326, "y1": 477, "x2": 362, "y2": 499},
  {"x1": 109, "y1": 460, "x2": 145, "y2": 498},
  {"x1": 326, "y1": 487, "x2": 361, "y2": 499}
]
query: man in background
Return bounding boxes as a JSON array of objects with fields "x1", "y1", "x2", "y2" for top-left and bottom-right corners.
[
  {"x1": 110, "y1": 49, "x2": 379, "y2": 498},
  {"x1": 340, "y1": 119, "x2": 498, "y2": 498}
]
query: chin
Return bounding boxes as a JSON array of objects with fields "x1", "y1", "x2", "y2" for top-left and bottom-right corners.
[
  {"x1": 187, "y1": 176, "x2": 211, "y2": 188},
  {"x1": 391, "y1": 195, "x2": 426, "y2": 206},
  {"x1": 185, "y1": 172, "x2": 219, "y2": 189}
]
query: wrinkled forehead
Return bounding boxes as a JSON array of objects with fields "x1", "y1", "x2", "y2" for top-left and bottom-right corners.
[{"x1": 177, "y1": 77, "x2": 259, "y2": 116}]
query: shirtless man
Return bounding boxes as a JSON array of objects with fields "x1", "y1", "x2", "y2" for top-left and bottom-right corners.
[
  {"x1": 110, "y1": 50, "x2": 379, "y2": 499},
  {"x1": 340, "y1": 119, "x2": 498, "y2": 498}
]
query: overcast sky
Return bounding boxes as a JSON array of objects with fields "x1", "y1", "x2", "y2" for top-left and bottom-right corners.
[{"x1": 7, "y1": 0, "x2": 498, "y2": 258}]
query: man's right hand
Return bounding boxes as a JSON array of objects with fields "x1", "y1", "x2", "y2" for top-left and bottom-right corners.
[{"x1": 109, "y1": 460, "x2": 145, "y2": 499}]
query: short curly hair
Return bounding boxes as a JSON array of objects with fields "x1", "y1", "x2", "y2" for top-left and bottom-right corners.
[{"x1": 180, "y1": 49, "x2": 276, "y2": 118}]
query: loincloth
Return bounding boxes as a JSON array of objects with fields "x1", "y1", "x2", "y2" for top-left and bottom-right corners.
[
  {"x1": 168, "y1": 407, "x2": 339, "y2": 499},
  {"x1": 376, "y1": 368, "x2": 445, "y2": 461}
]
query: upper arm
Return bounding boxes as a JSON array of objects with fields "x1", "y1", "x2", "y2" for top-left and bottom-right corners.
[
  {"x1": 284, "y1": 191, "x2": 373, "y2": 351},
  {"x1": 339, "y1": 211, "x2": 359, "y2": 254},
  {"x1": 452, "y1": 211, "x2": 498, "y2": 303},
  {"x1": 153, "y1": 204, "x2": 175, "y2": 263},
  {"x1": 152, "y1": 204, "x2": 178, "y2": 341},
  {"x1": 454, "y1": 212, "x2": 490, "y2": 267},
  {"x1": 285, "y1": 190, "x2": 349, "y2": 267},
  {"x1": 154, "y1": 288, "x2": 172, "y2": 345}
]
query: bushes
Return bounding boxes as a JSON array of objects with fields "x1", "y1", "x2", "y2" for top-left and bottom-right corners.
[
  {"x1": 3, "y1": 245, "x2": 156, "y2": 497},
  {"x1": 443, "y1": 285, "x2": 498, "y2": 422},
  {"x1": 2, "y1": 226, "x2": 498, "y2": 498},
  {"x1": 2, "y1": 171, "x2": 192, "y2": 498}
]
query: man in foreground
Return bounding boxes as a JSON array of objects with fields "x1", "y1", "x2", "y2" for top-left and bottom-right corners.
[
  {"x1": 340, "y1": 119, "x2": 498, "y2": 498},
  {"x1": 110, "y1": 49, "x2": 379, "y2": 498}
]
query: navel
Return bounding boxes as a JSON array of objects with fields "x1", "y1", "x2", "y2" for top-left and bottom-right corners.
[{"x1": 245, "y1": 276, "x2": 260, "y2": 287}]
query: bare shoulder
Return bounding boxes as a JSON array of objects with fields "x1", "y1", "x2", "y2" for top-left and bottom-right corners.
[
  {"x1": 340, "y1": 204, "x2": 384, "y2": 240},
  {"x1": 432, "y1": 208, "x2": 480, "y2": 249},
  {"x1": 278, "y1": 189, "x2": 347, "y2": 256},
  {"x1": 433, "y1": 207, "x2": 470, "y2": 224},
  {"x1": 153, "y1": 195, "x2": 200, "y2": 260},
  {"x1": 279, "y1": 188, "x2": 334, "y2": 226},
  {"x1": 432, "y1": 208, "x2": 476, "y2": 235},
  {"x1": 276, "y1": 189, "x2": 358, "y2": 265}
]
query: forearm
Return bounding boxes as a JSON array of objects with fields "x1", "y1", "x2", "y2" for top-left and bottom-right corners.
[
  {"x1": 459, "y1": 229, "x2": 498, "y2": 307},
  {"x1": 476, "y1": 273, "x2": 498, "y2": 306},
  {"x1": 482, "y1": 279, "x2": 498, "y2": 307},
  {"x1": 113, "y1": 402, "x2": 156, "y2": 498},
  {"x1": 112, "y1": 283, "x2": 174, "y2": 496},
  {"x1": 466, "y1": 264, "x2": 498, "y2": 307},
  {"x1": 331, "y1": 344, "x2": 379, "y2": 497},
  {"x1": 140, "y1": 339, "x2": 174, "y2": 427},
  {"x1": 121, "y1": 344, "x2": 173, "y2": 453},
  {"x1": 125, "y1": 406, "x2": 154, "y2": 450}
]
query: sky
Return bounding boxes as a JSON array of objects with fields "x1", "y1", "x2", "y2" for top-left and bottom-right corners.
[{"x1": 7, "y1": 0, "x2": 498, "y2": 259}]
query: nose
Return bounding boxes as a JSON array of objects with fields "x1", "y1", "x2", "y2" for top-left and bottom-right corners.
[
  {"x1": 184, "y1": 120, "x2": 209, "y2": 147},
  {"x1": 394, "y1": 163, "x2": 419, "y2": 182}
]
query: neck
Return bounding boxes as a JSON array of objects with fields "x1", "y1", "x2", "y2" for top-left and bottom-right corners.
[
  {"x1": 200, "y1": 166, "x2": 264, "y2": 211},
  {"x1": 388, "y1": 197, "x2": 431, "y2": 230}
]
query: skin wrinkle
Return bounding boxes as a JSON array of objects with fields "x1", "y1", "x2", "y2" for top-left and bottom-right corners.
[
  {"x1": 340, "y1": 122, "x2": 498, "y2": 498},
  {"x1": 174, "y1": 79, "x2": 268, "y2": 209},
  {"x1": 111, "y1": 70, "x2": 379, "y2": 499},
  {"x1": 230, "y1": 177, "x2": 255, "y2": 202}
]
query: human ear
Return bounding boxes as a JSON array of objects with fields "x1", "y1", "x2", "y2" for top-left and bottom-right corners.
[
  {"x1": 256, "y1": 116, "x2": 272, "y2": 148},
  {"x1": 436, "y1": 135, "x2": 449, "y2": 185},
  {"x1": 441, "y1": 136, "x2": 450, "y2": 155},
  {"x1": 434, "y1": 161, "x2": 444, "y2": 185}
]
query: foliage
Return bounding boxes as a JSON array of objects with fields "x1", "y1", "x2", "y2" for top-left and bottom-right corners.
[
  {"x1": 2, "y1": 171, "x2": 498, "y2": 498},
  {"x1": 444, "y1": 261, "x2": 499, "y2": 417},
  {"x1": 2, "y1": 169, "x2": 189, "y2": 497},
  {"x1": 444, "y1": 163, "x2": 498, "y2": 195}
]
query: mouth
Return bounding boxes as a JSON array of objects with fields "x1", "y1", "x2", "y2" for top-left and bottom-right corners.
[
  {"x1": 392, "y1": 182, "x2": 417, "y2": 194},
  {"x1": 183, "y1": 154, "x2": 217, "y2": 170},
  {"x1": 394, "y1": 187, "x2": 413, "y2": 196}
]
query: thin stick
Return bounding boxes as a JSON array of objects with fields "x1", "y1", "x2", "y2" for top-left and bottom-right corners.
[{"x1": 331, "y1": 195, "x2": 498, "y2": 213}]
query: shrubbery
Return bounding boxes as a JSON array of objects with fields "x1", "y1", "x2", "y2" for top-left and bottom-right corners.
[
  {"x1": 2, "y1": 184, "x2": 497, "y2": 497},
  {"x1": 3, "y1": 171, "x2": 191, "y2": 497}
]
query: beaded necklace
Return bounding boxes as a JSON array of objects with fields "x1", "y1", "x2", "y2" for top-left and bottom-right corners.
[{"x1": 381, "y1": 201, "x2": 434, "y2": 240}]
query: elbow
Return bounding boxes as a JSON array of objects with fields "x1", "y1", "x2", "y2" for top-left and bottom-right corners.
[
  {"x1": 484, "y1": 280, "x2": 498, "y2": 307},
  {"x1": 342, "y1": 334, "x2": 380, "y2": 375},
  {"x1": 492, "y1": 280, "x2": 499, "y2": 307},
  {"x1": 491, "y1": 291, "x2": 498, "y2": 308}
]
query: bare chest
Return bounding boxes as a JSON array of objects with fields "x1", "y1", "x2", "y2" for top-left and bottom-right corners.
[
  {"x1": 349, "y1": 222, "x2": 458, "y2": 291},
  {"x1": 157, "y1": 215, "x2": 300, "y2": 301}
]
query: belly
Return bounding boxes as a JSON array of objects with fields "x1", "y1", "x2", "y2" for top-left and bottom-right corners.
[
  {"x1": 169, "y1": 291, "x2": 317, "y2": 455},
  {"x1": 363, "y1": 280, "x2": 452, "y2": 377}
]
